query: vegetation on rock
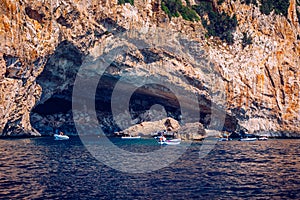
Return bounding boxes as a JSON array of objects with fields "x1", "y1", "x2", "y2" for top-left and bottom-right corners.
[
  {"x1": 217, "y1": 0, "x2": 226, "y2": 5},
  {"x1": 243, "y1": 0, "x2": 258, "y2": 6},
  {"x1": 260, "y1": 0, "x2": 290, "y2": 17},
  {"x1": 118, "y1": 0, "x2": 134, "y2": 6},
  {"x1": 193, "y1": 2, "x2": 238, "y2": 44},
  {"x1": 161, "y1": 1, "x2": 238, "y2": 44},
  {"x1": 242, "y1": 32, "x2": 253, "y2": 48},
  {"x1": 161, "y1": 0, "x2": 200, "y2": 21}
]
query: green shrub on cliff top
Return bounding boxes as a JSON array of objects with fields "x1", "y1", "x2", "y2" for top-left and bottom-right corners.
[
  {"x1": 118, "y1": 0, "x2": 134, "y2": 6},
  {"x1": 160, "y1": 0, "x2": 238, "y2": 44},
  {"x1": 244, "y1": 0, "x2": 258, "y2": 6},
  {"x1": 180, "y1": 6, "x2": 200, "y2": 21},
  {"x1": 242, "y1": 32, "x2": 253, "y2": 48},
  {"x1": 260, "y1": 0, "x2": 290, "y2": 17},
  {"x1": 161, "y1": 0, "x2": 200, "y2": 22},
  {"x1": 217, "y1": 0, "x2": 226, "y2": 5},
  {"x1": 161, "y1": 0, "x2": 183, "y2": 18},
  {"x1": 193, "y1": 2, "x2": 238, "y2": 44}
]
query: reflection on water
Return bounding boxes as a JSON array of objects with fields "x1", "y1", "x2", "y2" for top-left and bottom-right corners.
[{"x1": 0, "y1": 137, "x2": 300, "y2": 199}]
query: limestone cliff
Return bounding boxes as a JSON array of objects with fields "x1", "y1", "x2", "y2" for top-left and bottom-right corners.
[{"x1": 0, "y1": 0, "x2": 299, "y2": 137}]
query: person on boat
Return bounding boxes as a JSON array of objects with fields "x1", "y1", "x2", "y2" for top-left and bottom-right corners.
[
  {"x1": 162, "y1": 136, "x2": 166, "y2": 141},
  {"x1": 161, "y1": 131, "x2": 166, "y2": 142},
  {"x1": 59, "y1": 131, "x2": 64, "y2": 136},
  {"x1": 159, "y1": 136, "x2": 166, "y2": 142}
]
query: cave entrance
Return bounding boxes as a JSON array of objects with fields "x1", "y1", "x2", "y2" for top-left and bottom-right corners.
[
  {"x1": 128, "y1": 84, "x2": 182, "y2": 122},
  {"x1": 29, "y1": 40, "x2": 229, "y2": 136},
  {"x1": 94, "y1": 81, "x2": 183, "y2": 134},
  {"x1": 30, "y1": 40, "x2": 83, "y2": 135},
  {"x1": 32, "y1": 97, "x2": 72, "y2": 115}
]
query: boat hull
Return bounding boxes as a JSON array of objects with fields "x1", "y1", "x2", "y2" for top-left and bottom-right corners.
[
  {"x1": 168, "y1": 138, "x2": 181, "y2": 142},
  {"x1": 258, "y1": 137, "x2": 268, "y2": 141},
  {"x1": 54, "y1": 134, "x2": 69, "y2": 140},
  {"x1": 121, "y1": 136, "x2": 141, "y2": 139},
  {"x1": 218, "y1": 138, "x2": 232, "y2": 141},
  {"x1": 158, "y1": 141, "x2": 181, "y2": 145},
  {"x1": 158, "y1": 138, "x2": 181, "y2": 145},
  {"x1": 239, "y1": 138, "x2": 257, "y2": 141}
]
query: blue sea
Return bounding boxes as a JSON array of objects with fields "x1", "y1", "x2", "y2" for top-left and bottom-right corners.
[{"x1": 0, "y1": 137, "x2": 300, "y2": 199}]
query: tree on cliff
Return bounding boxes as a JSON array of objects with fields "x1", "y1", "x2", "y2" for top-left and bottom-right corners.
[{"x1": 260, "y1": 0, "x2": 290, "y2": 17}]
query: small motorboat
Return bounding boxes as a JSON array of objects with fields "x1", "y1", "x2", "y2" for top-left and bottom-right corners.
[
  {"x1": 239, "y1": 137, "x2": 257, "y2": 141},
  {"x1": 121, "y1": 135, "x2": 141, "y2": 139},
  {"x1": 218, "y1": 137, "x2": 232, "y2": 141},
  {"x1": 157, "y1": 138, "x2": 181, "y2": 145},
  {"x1": 258, "y1": 136, "x2": 268, "y2": 141},
  {"x1": 167, "y1": 138, "x2": 181, "y2": 142},
  {"x1": 54, "y1": 134, "x2": 69, "y2": 140},
  {"x1": 239, "y1": 134, "x2": 257, "y2": 142}
]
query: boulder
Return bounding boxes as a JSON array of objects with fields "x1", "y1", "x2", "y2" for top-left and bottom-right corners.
[
  {"x1": 115, "y1": 117, "x2": 180, "y2": 137},
  {"x1": 177, "y1": 122, "x2": 206, "y2": 140}
]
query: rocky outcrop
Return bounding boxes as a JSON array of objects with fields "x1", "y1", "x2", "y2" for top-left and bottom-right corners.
[
  {"x1": 0, "y1": 0, "x2": 299, "y2": 137},
  {"x1": 214, "y1": 1, "x2": 300, "y2": 135},
  {"x1": 177, "y1": 122, "x2": 206, "y2": 140},
  {"x1": 115, "y1": 117, "x2": 207, "y2": 141},
  {"x1": 0, "y1": 75, "x2": 41, "y2": 136},
  {"x1": 115, "y1": 117, "x2": 180, "y2": 137}
]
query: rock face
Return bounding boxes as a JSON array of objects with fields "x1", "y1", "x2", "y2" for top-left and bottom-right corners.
[
  {"x1": 0, "y1": 0, "x2": 299, "y2": 137},
  {"x1": 214, "y1": 1, "x2": 300, "y2": 135},
  {"x1": 115, "y1": 117, "x2": 207, "y2": 141},
  {"x1": 177, "y1": 122, "x2": 206, "y2": 141},
  {"x1": 115, "y1": 117, "x2": 180, "y2": 137}
]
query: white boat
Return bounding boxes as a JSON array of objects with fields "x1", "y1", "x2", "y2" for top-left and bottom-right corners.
[
  {"x1": 258, "y1": 137, "x2": 268, "y2": 141},
  {"x1": 157, "y1": 138, "x2": 181, "y2": 145},
  {"x1": 121, "y1": 135, "x2": 141, "y2": 139},
  {"x1": 168, "y1": 138, "x2": 181, "y2": 142},
  {"x1": 54, "y1": 134, "x2": 69, "y2": 140},
  {"x1": 239, "y1": 137, "x2": 257, "y2": 141},
  {"x1": 158, "y1": 140, "x2": 181, "y2": 145},
  {"x1": 218, "y1": 137, "x2": 232, "y2": 141}
]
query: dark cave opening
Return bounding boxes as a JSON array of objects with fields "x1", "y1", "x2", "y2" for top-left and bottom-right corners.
[
  {"x1": 128, "y1": 84, "x2": 181, "y2": 121},
  {"x1": 32, "y1": 97, "x2": 72, "y2": 115},
  {"x1": 29, "y1": 39, "x2": 237, "y2": 136},
  {"x1": 94, "y1": 80, "x2": 183, "y2": 133},
  {"x1": 30, "y1": 40, "x2": 83, "y2": 135}
]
